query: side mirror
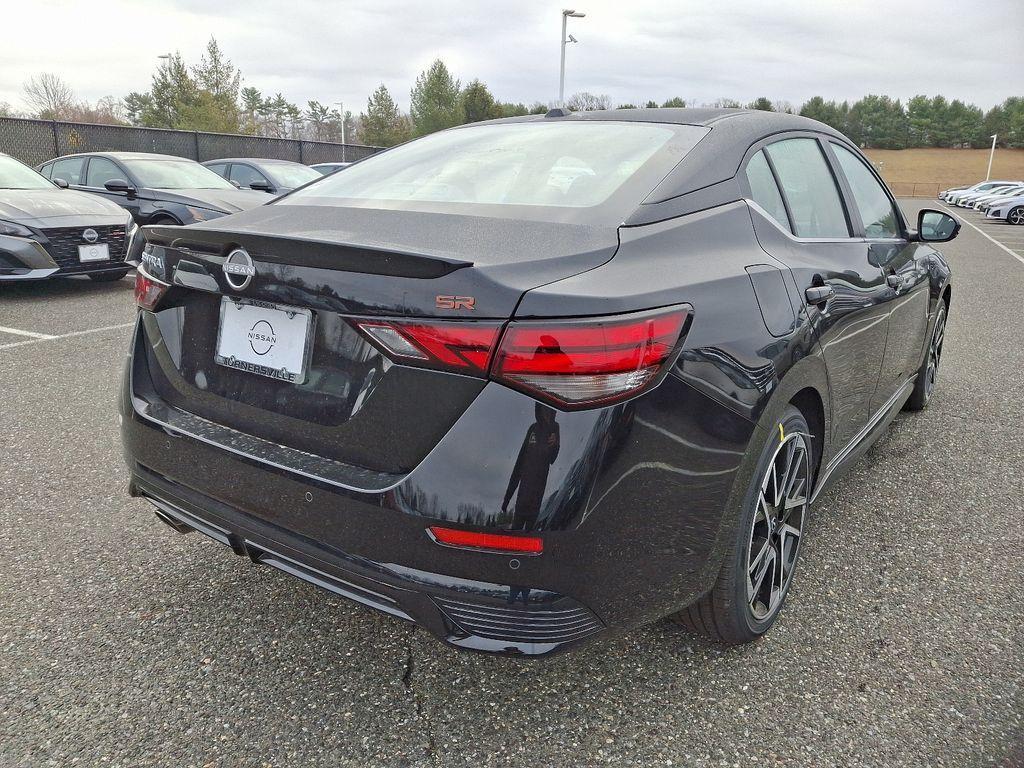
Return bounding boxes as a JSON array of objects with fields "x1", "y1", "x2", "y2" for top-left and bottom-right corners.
[
  {"x1": 104, "y1": 178, "x2": 137, "y2": 198},
  {"x1": 915, "y1": 209, "x2": 960, "y2": 243},
  {"x1": 248, "y1": 180, "x2": 273, "y2": 192},
  {"x1": 52, "y1": 178, "x2": 69, "y2": 189}
]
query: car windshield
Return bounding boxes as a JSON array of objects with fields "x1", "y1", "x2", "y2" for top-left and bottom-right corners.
[
  {"x1": 121, "y1": 158, "x2": 235, "y2": 190},
  {"x1": 282, "y1": 121, "x2": 709, "y2": 222},
  {"x1": 266, "y1": 163, "x2": 321, "y2": 188},
  {"x1": 0, "y1": 155, "x2": 54, "y2": 189}
]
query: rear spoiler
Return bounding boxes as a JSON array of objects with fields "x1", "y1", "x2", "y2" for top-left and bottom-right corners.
[{"x1": 143, "y1": 224, "x2": 472, "y2": 279}]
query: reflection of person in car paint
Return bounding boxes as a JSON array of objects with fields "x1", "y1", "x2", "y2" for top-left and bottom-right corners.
[{"x1": 502, "y1": 402, "x2": 560, "y2": 530}]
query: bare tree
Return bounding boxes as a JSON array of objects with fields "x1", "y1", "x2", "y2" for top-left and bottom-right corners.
[
  {"x1": 23, "y1": 73, "x2": 76, "y2": 119},
  {"x1": 566, "y1": 92, "x2": 610, "y2": 111}
]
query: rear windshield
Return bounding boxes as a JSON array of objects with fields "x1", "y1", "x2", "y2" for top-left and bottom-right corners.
[
  {"x1": 0, "y1": 155, "x2": 53, "y2": 189},
  {"x1": 280, "y1": 121, "x2": 709, "y2": 222}
]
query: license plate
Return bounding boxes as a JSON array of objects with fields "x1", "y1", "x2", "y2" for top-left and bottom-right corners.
[
  {"x1": 78, "y1": 243, "x2": 110, "y2": 262},
  {"x1": 214, "y1": 298, "x2": 313, "y2": 384}
]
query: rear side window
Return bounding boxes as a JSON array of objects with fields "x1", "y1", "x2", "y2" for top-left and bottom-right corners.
[
  {"x1": 745, "y1": 150, "x2": 790, "y2": 232},
  {"x1": 50, "y1": 157, "x2": 86, "y2": 185},
  {"x1": 831, "y1": 143, "x2": 900, "y2": 238},
  {"x1": 765, "y1": 139, "x2": 849, "y2": 238},
  {"x1": 85, "y1": 157, "x2": 123, "y2": 188}
]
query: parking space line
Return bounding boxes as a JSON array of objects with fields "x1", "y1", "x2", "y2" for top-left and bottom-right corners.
[
  {"x1": 934, "y1": 203, "x2": 1024, "y2": 267},
  {"x1": 0, "y1": 325, "x2": 57, "y2": 340},
  {"x1": 0, "y1": 322, "x2": 134, "y2": 351}
]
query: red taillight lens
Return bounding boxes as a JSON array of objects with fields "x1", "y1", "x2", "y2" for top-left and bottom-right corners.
[
  {"x1": 491, "y1": 306, "x2": 690, "y2": 408},
  {"x1": 356, "y1": 320, "x2": 501, "y2": 376},
  {"x1": 134, "y1": 269, "x2": 170, "y2": 311},
  {"x1": 428, "y1": 526, "x2": 543, "y2": 554}
]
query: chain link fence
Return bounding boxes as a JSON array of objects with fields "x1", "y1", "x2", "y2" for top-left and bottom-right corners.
[{"x1": 0, "y1": 116, "x2": 382, "y2": 169}]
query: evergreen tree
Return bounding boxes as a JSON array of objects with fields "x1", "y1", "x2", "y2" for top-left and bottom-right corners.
[
  {"x1": 460, "y1": 79, "x2": 503, "y2": 124},
  {"x1": 409, "y1": 60, "x2": 462, "y2": 136},
  {"x1": 747, "y1": 97, "x2": 774, "y2": 111},
  {"x1": 360, "y1": 84, "x2": 411, "y2": 147},
  {"x1": 661, "y1": 97, "x2": 686, "y2": 108}
]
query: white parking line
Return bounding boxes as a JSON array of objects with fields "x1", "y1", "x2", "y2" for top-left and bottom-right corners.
[
  {"x1": 0, "y1": 325, "x2": 56, "y2": 340},
  {"x1": 0, "y1": 322, "x2": 134, "y2": 351},
  {"x1": 935, "y1": 203, "x2": 1024, "y2": 267}
]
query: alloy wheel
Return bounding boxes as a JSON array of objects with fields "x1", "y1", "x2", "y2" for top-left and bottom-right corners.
[
  {"x1": 746, "y1": 430, "x2": 810, "y2": 622},
  {"x1": 1009, "y1": 207, "x2": 1024, "y2": 225},
  {"x1": 924, "y1": 309, "x2": 946, "y2": 399}
]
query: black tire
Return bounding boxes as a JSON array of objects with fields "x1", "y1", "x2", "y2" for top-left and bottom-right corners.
[
  {"x1": 671, "y1": 405, "x2": 811, "y2": 643},
  {"x1": 1008, "y1": 206, "x2": 1024, "y2": 226},
  {"x1": 905, "y1": 302, "x2": 946, "y2": 411},
  {"x1": 87, "y1": 268, "x2": 131, "y2": 282}
]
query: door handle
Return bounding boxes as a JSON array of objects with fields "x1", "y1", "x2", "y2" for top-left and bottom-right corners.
[{"x1": 805, "y1": 285, "x2": 834, "y2": 306}]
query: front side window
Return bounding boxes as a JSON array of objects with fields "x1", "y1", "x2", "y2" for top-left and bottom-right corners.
[
  {"x1": 744, "y1": 150, "x2": 790, "y2": 232},
  {"x1": 85, "y1": 157, "x2": 124, "y2": 188},
  {"x1": 205, "y1": 163, "x2": 228, "y2": 177},
  {"x1": 229, "y1": 163, "x2": 269, "y2": 189},
  {"x1": 764, "y1": 138, "x2": 849, "y2": 238},
  {"x1": 50, "y1": 157, "x2": 86, "y2": 186},
  {"x1": 831, "y1": 143, "x2": 900, "y2": 238},
  {"x1": 281, "y1": 121, "x2": 710, "y2": 223}
]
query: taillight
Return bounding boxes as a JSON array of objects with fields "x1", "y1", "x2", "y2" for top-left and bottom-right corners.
[
  {"x1": 355, "y1": 320, "x2": 501, "y2": 376},
  {"x1": 354, "y1": 305, "x2": 690, "y2": 408},
  {"x1": 491, "y1": 306, "x2": 690, "y2": 408},
  {"x1": 134, "y1": 268, "x2": 170, "y2": 311},
  {"x1": 428, "y1": 526, "x2": 543, "y2": 555}
]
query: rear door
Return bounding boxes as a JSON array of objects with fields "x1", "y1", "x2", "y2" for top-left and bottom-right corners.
[
  {"x1": 745, "y1": 136, "x2": 891, "y2": 450},
  {"x1": 827, "y1": 141, "x2": 930, "y2": 413}
]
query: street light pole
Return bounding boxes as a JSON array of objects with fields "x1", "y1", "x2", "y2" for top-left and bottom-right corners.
[
  {"x1": 558, "y1": 9, "x2": 585, "y2": 108},
  {"x1": 986, "y1": 134, "x2": 997, "y2": 180}
]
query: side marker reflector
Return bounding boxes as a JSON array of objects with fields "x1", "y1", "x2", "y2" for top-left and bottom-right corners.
[{"x1": 428, "y1": 526, "x2": 543, "y2": 554}]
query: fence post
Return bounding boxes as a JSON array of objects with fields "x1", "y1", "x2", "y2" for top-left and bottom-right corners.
[
  {"x1": 50, "y1": 120, "x2": 60, "y2": 157},
  {"x1": 193, "y1": 131, "x2": 200, "y2": 161},
  {"x1": 299, "y1": 140, "x2": 304, "y2": 164}
]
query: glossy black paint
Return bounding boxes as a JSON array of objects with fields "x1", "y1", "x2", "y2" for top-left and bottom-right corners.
[{"x1": 119, "y1": 108, "x2": 953, "y2": 655}]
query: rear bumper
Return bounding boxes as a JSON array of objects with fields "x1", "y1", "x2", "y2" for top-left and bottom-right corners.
[
  {"x1": 130, "y1": 465, "x2": 604, "y2": 656},
  {"x1": 120, "y1": 315, "x2": 757, "y2": 655}
]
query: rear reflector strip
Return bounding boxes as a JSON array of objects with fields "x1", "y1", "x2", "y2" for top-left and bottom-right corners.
[{"x1": 428, "y1": 526, "x2": 544, "y2": 554}]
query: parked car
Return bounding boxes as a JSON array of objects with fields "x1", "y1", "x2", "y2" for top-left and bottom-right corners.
[
  {"x1": 974, "y1": 185, "x2": 1024, "y2": 211},
  {"x1": 123, "y1": 108, "x2": 956, "y2": 656},
  {"x1": 946, "y1": 180, "x2": 1022, "y2": 206},
  {"x1": 37, "y1": 152, "x2": 268, "y2": 264},
  {"x1": 309, "y1": 162, "x2": 351, "y2": 175},
  {"x1": 985, "y1": 193, "x2": 1024, "y2": 224},
  {"x1": 202, "y1": 158, "x2": 322, "y2": 195},
  {"x1": 955, "y1": 184, "x2": 1019, "y2": 207},
  {"x1": 0, "y1": 152, "x2": 135, "y2": 282}
]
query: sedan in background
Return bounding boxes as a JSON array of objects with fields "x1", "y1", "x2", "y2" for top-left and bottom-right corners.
[
  {"x1": 37, "y1": 152, "x2": 269, "y2": 263},
  {"x1": 973, "y1": 185, "x2": 1024, "y2": 210},
  {"x1": 123, "y1": 109, "x2": 956, "y2": 656},
  {"x1": 947, "y1": 180, "x2": 1022, "y2": 206},
  {"x1": 309, "y1": 162, "x2": 351, "y2": 175},
  {"x1": 985, "y1": 193, "x2": 1024, "y2": 225},
  {"x1": 0, "y1": 152, "x2": 134, "y2": 282},
  {"x1": 202, "y1": 158, "x2": 322, "y2": 195}
]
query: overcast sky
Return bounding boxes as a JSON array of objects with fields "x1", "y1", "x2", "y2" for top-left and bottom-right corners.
[{"x1": 2, "y1": 0, "x2": 1021, "y2": 116}]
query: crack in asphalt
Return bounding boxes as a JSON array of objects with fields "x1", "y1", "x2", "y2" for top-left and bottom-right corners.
[{"x1": 403, "y1": 628, "x2": 441, "y2": 767}]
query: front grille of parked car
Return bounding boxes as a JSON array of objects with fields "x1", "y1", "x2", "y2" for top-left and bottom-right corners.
[
  {"x1": 434, "y1": 595, "x2": 603, "y2": 645},
  {"x1": 40, "y1": 225, "x2": 127, "y2": 273}
]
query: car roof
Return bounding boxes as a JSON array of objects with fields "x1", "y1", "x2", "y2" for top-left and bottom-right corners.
[
  {"x1": 48, "y1": 151, "x2": 192, "y2": 162},
  {"x1": 203, "y1": 158, "x2": 304, "y2": 166}
]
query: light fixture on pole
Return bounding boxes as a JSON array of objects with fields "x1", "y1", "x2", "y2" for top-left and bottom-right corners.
[
  {"x1": 335, "y1": 101, "x2": 346, "y2": 162},
  {"x1": 157, "y1": 53, "x2": 172, "y2": 62},
  {"x1": 986, "y1": 134, "x2": 997, "y2": 181},
  {"x1": 558, "y1": 9, "x2": 585, "y2": 108}
]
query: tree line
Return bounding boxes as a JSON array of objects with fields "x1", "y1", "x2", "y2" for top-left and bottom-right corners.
[{"x1": 3, "y1": 38, "x2": 1021, "y2": 150}]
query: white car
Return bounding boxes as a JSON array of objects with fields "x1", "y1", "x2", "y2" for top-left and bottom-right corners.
[
  {"x1": 954, "y1": 183, "x2": 1021, "y2": 206},
  {"x1": 985, "y1": 194, "x2": 1024, "y2": 225},
  {"x1": 972, "y1": 185, "x2": 1024, "y2": 210},
  {"x1": 947, "y1": 180, "x2": 1022, "y2": 205}
]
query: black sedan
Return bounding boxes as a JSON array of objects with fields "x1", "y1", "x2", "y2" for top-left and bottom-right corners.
[
  {"x1": 122, "y1": 108, "x2": 956, "y2": 656},
  {"x1": 202, "y1": 158, "x2": 322, "y2": 195},
  {"x1": 0, "y1": 152, "x2": 135, "y2": 282}
]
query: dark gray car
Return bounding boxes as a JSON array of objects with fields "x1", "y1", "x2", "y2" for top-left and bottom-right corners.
[
  {"x1": 202, "y1": 158, "x2": 322, "y2": 195},
  {"x1": 0, "y1": 152, "x2": 135, "y2": 282}
]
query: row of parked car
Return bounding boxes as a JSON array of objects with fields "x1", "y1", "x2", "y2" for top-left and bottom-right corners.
[
  {"x1": 0, "y1": 151, "x2": 350, "y2": 283},
  {"x1": 938, "y1": 179, "x2": 1024, "y2": 225}
]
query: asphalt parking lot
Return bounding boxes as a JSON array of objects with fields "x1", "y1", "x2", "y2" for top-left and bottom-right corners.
[{"x1": 0, "y1": 199, "x2": 1021, "y2": 768}]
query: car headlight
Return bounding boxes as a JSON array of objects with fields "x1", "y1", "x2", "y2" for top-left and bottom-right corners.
[{"x1": 0, "y1": 219, "x2": 33, "y2": 238}]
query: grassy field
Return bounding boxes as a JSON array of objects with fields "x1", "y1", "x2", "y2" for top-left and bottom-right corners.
[{"x1": 862, "y1": 148, "x2": 1024, "y2": 196}]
